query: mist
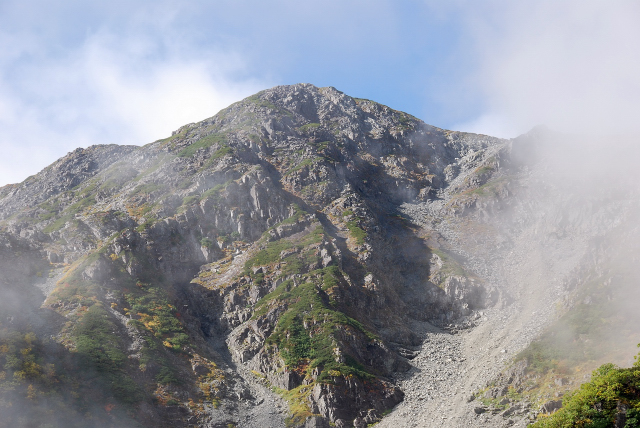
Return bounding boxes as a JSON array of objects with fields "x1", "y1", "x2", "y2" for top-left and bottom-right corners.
[
  {"x1": 440, "y1": 0, "x2": 640, "y2": 139},
  {"x1": 445, "y1": 0, "x2": 640, "y2": 370},
  {"x1": 509, "y1": 128, "x2": 640, "y2": 363}
]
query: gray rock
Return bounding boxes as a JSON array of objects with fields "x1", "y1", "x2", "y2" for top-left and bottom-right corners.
[
  {"x1": 540, "y1": 400, "x2": 563, "y2": 414},
  {"x1": 305, "y1": 416, "x2": 331, "y2": 428}
]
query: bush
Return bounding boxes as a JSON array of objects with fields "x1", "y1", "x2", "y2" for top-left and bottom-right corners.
[
  {"x1": 73, "y1": 304, "x2": 143, "y2": 404},
  {"x1": 74, "y1": 305, "x2": 125, "y2": 374},
  {"x1": 346, "y1": 221, "x2": 367, "y2": 245},
  {"x1": 156, "y1": 365, "x2": 178, "y2": 385},
  {"x1": 178, "y1": 133, "x2": 228, "y2": 157},
  {"x1": 531, "y1": 348, "x2": 640, "y2": 427}
]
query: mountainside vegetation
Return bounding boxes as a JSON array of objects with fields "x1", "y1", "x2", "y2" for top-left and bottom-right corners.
[{"x1": 531, "y1": 350, "x2": 640, "y2": 428}]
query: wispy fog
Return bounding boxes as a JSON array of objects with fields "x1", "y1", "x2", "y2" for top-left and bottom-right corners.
[{"x1": 444, "y1": 0, "x2": 640, "y2": 138}]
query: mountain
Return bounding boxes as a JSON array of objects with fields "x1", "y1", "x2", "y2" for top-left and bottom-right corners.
[{"x1": 0, "y1": 83, "x2": 639, "y2": 428}]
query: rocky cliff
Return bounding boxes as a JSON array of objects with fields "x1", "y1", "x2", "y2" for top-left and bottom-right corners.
[{"x1": 0, "y1": 84, "x2": 637, "y2": 428}]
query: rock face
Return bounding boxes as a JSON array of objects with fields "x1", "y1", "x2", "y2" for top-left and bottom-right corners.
[{"x1": 1, "y1": 83, "x2": 636, "y2": 427}]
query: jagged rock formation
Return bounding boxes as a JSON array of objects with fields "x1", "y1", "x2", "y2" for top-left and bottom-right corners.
[{"x1": 1, "y1": 84, "x2": 637, "y2": 427}]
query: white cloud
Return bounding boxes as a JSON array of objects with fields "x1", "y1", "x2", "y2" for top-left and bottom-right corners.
[
  {"x1": 0, "y1": 7, "x2": 267, "y2": 186},
  {"x1": 9, "y1": 0, "x2": 637, "y2": 187},
  {"x1": 435, "y1": 0, "x2": 640, "y2": 138},
  {"x1": 72, "y1": 32, "x2": 264, "y2": 144}
]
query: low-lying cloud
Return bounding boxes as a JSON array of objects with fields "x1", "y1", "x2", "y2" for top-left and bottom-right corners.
[{"x1": 445, "y1": 0, "x2": 640, "y2": 138}]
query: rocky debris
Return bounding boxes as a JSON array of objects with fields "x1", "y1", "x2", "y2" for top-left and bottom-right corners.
[
  {"x1": 377, "y1": 136, "x2": 640, "y2": 428},
  {"x1": 554, "y1": 377, "x2": 569, "y2": 387}
]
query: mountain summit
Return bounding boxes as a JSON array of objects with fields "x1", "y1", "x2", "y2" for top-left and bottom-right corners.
[{"x1": 1, "y1": 84, "x2": 638, "y2": 427}]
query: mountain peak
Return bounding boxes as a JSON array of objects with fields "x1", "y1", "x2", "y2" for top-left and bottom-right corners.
[{"x1": 8, "y1": 84, "x2": 622, "y2": 428}]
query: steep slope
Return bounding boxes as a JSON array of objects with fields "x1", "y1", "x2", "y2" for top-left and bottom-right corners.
[
  {"x1": 377, "y1": 129, "x2": 640, "y2": 428},
  {"x1": 0, "y1": 84, "x2": 510, "y2": 427},
  {"x1": 1, "y1": 84, "x2": 637, "y2": 428}
]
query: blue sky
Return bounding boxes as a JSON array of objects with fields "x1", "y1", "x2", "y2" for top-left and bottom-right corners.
[{"x1": 0, "y1": 1, "x2": 639, "y2": 186}]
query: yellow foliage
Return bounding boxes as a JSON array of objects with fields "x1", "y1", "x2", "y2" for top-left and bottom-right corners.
[
  {"x1": 27, "y1": 384, "x2": 36, "y2": 400},
  {"x1": 144, "y1": 318, "x2": 160, "y2": 330},
  {"x1": 278, "y1": 383, "x2": 316, "y2": 426},
  {"x1": 24, "y1": 332, "x2": 36, "y2": 345},
  {"x1": 153, "y1": 384, "x2": 179, "y2": 406},
  {"x1": 44, "y1": 363, "x2": 56, "y2": 380},
  {"x1": 190, "y1": 353, "x2": 224, "y2": 406},
  {"x1": 22, "y1": 361, "x2": 43, "y2": 379}
]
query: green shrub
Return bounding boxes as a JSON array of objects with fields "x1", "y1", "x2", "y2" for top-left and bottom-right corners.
[
  {"x1": 133, "y1": 183, "x2": 162, "y2": 195},
  {"x1": 286, "y1": 157, "x2": 324, "y2": 174},
  {"x1": 182, "y1": 195, "x2": 199, "y2": 206},
  {"x1": 346, "y1": 221, "x2": 367, "y2": 245},
  {"x1": 531, "y1": 358, "x2": 640, "y2": 427},
  {"x1": 156, "y1": 365, "x2": 179, "y2": 385},
  {"x1": 178, "y1": 133, "x2": 228, "y2": 157},
  {"x1": 74, "y1": 305, "x2": 125, "y2": 373},
  {"x1": 73, "y1": 304, "x2": 143, "y2": 404},
  {"x1": 201, "y1": 182, "x2": 228, "y2": 201},
  {"x1": 43, "y1": 197, "x2": 95, "y2": 233},
  {"x1": 211, "y1": 145, "x2": 232, "y2": 160},
  {"x1": 244, "y1": 240, "x2": 294, "y2": 272},
  {"x1": 260, "y1": 271, "x2": 375, "y2": 381},
  {"x1": 125, "y1": 287, "x2": 188, "y2": 352},
  {"x1": 246, "y1": 94, "x2": 278, "y2": 110},
  {"x1": 135, "y1": 216, "x2": 156, "y2": 232},
  {"x1": 298, "y1": 123, "x2": 320, "y2": 132}
]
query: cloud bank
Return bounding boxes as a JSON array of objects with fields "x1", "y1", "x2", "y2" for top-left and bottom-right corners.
[
  {"x1": 448, "y1": 0, "x2": 640, "y2": 138},
  {"x1": 0, "y1": 2, "x2": 267, "y2": 186}
]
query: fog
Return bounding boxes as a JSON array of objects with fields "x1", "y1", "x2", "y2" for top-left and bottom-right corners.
[
  {"x1": 509, "y1": 128, "x2": 640, "y2": 367},
  {"x1": 442, "y1": 0, "x2": 640, "y2": 369},
  {"x1": 443, "y1": 0, "x2": 640, "y2": 138}
]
